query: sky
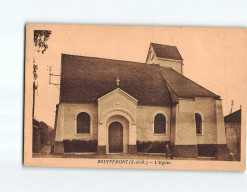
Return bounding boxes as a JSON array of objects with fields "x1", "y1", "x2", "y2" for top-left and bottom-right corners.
[{"x1": 30, "y1": 25, "x2": 247, "y2": 127}]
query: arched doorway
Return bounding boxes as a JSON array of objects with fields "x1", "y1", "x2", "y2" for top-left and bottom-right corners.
[{"x1": 108, "y1": 121, "x2": 123, "y2": 153}]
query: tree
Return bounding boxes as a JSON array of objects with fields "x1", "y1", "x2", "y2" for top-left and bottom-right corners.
[
  {"x1": 33, "y1": 30, "x2": 52, "y2": 119},
  {"x1": 34, "y1": 30, "x2": 52, "y2": 54}
]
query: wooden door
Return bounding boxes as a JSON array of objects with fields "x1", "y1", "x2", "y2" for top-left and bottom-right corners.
[{"x1": 108, "y1": 122, "x2": 123, "y2": 153}]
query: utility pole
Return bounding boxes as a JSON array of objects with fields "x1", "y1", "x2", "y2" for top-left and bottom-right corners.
[
  {"x1": 48, "y1": 66, "x2": 60, "y2": 90},
  {"x1": 230, "y1": 100, "x2": 234, "y2": 114}
]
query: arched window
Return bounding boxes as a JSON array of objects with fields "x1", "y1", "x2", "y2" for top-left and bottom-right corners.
[
  {"x1": 77, "y1": 112, "x2": 90, "y2": 133},
  {"x1": 154, "y1": 114, "x2": 166, "y2": 134},
  {"x1": 195, "y1": 113, "x2": 202, "y2": 135}
]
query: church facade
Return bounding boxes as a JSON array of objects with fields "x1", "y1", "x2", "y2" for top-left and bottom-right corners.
[{"x1": 54, "y1": 43, "x2": 229, "y2": 160}]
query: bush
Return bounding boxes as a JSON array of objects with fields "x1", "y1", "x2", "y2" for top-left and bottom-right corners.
[
  {"x1": 63, "y1": 139, "x2": 97, "y2": 153},
  {"x1": 137, "y1": 141, "x2": 169, "y2": 153},
  {"x1": 197, "y1": 144, "x2": 217, "y2": 157}
]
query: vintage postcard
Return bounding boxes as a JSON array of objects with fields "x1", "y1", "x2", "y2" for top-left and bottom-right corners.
[{"x1": 24, "y1": 24, "x2": 246, "y2": 171}]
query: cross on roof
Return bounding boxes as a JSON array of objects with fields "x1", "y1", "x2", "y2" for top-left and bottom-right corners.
[{"x1": 116, "y1": 78, "x2": 120, "y2": 86}]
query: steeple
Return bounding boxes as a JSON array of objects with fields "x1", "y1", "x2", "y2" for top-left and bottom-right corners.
[{"x1": 146, "y1": 43, "x2": 184, "y2": 74}]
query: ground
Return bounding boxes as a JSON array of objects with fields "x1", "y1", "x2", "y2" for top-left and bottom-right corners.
[{"x1": 33, "y1": 153, "x2": 217, "y2": 160}]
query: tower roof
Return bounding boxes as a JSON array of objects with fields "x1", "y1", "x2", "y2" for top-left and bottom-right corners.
[{"x1": 149, "y1": 43, "x2": 183, "y2": 61}]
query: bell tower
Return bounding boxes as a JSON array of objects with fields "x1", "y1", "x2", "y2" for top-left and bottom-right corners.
[{"x1": 146, "y1": 43, "x2": 184, "y2": 74}]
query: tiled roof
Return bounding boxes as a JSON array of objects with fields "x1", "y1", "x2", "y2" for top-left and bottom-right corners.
[
  {"x1": 60, "y1": 54, "x2": 173, "y2": 106},
  {"x1": 161, "y1": 67, "x2": 220, "y2": 99},
  {"x1": 60, "y1": 54, "x2": 220, "y2": 106},
  {"x1": 224, "y1": 109, "x2": 241, "y2": 123},
  {"x1": 151, "y1": 43, "x2": 183, "y2": 60}
]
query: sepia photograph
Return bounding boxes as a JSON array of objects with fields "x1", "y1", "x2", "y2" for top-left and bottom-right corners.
[
  {"x1": 2, "y1": 0, "x2": 247, "y2": 192},
  {"x1": 24, "y1": 24, "x2": 246, "y2": 171}
]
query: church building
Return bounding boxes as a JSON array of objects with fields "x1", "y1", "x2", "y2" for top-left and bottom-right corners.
[{"x1": 54, "y1": 43, "x2": 229, "y2": 160}]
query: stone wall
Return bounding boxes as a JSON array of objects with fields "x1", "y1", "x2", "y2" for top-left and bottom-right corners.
[
  {"x1": 175, "y1": 97, "x2": 225, "y2": 145},
  {"x1": 55, "y1": 103, "x2": 98, "y2": 141},
  {"x1": 56, "y1": 103, "x2": 172, "y2": 142},
  {"x1": 174, "y1": 97, "x2": 228, "y2": 159},
  {"x1": 136, "y1": 105, "x2": 171, "y2": 142},
  {"x1": 54, "y1": 97, "x2": 227, "y2": 158},
  {"x1": 225, "y1": 122, "x2": 241, "y2": 160}
]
